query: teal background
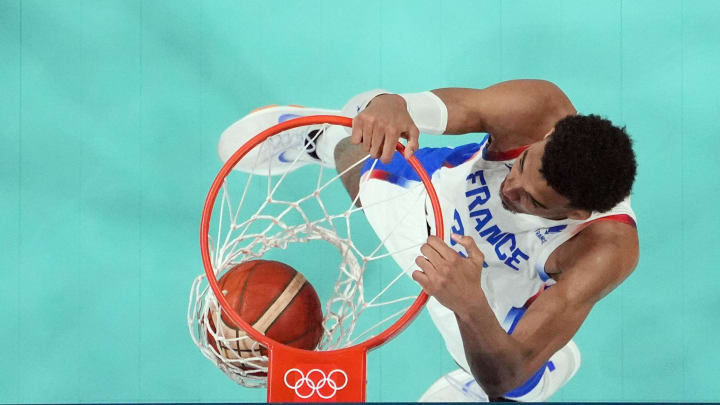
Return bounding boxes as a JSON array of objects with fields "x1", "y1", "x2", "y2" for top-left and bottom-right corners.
[{"x1": 1, "y1": 0, "x2": 719, "y2": 402}]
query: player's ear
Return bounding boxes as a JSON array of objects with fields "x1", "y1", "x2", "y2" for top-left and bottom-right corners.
[{"x1": 567, "y1": 209, "x2": 591, "y2": 220}]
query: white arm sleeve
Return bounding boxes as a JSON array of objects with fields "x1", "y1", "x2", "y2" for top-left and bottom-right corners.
[
  {"x1": 341, "y1": 89, "x2": 448, "y2": 135},
  {"x1": 399, "y1": 91, "x2": 448, "y2": 135}
]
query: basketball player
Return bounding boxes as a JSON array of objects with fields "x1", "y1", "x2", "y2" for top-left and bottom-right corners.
[{"x1": 217, "y1": 79, "x2": 638, "y2": 402}]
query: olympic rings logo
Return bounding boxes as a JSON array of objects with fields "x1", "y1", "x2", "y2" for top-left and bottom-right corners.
[{"x1": 283, "y1": 368, "x2": 348, "y2": 399}]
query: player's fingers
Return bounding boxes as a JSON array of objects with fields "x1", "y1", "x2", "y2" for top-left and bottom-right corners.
[
  {"x1": 414, "y1": 255, "x2": 438, "y2": 277},
  {"x1": 350, "y1": 117, "x2": 364, "y2": 145},
  {"x1": 369, "y1": 127, "x2": 384, "y2": 159},
  {"x1": 411, "y1": 269, "x2": 431, "y2": 291},
  {"x1": 373, "y1": 125, "x2": 396, "y2": 160},
  {"x1": 420, "y1": 243, "x2": 444, "y2": 267},
  {"x1": 362, "y1": 122, "x2": 374, "y2": 153},
  {"x1": 426, "y1": 235, "x2": 457, "y2": 260},
  {"x1": 380, "y1": 130, "x2": 397, "y2": 164},
  {"x1": 451, "y1": 234, "x2": 485, "y2": 263},
  {"x1": 351, "y1": 128, "x2": 363, "y2": 145},
  {"x1": 404, "y1": 125, "x2": 420, "y2": 159}
]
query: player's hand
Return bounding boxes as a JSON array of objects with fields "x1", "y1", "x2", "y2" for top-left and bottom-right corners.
[
  {"x1": 412, "y1": 234, "x2": 487, "y2": 315},
  {"x1": 351, "y1": 94, "x2": 420, "y2": 164}
]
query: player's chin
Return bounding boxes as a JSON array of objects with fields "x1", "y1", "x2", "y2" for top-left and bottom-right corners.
[{"x1": 501, "y1": 197, "x2": 518, "y2": 214}]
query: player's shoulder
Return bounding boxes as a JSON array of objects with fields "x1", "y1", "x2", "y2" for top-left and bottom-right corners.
[
  {"x1": 568, "y1": 219, "x2": 638, "y2": 268},
  {"x1": 551, "y1": 219, "x2": 639, "y2": 301},
  {"x1": 578, "y1": 218, "x2": 639, "y2": 252}
]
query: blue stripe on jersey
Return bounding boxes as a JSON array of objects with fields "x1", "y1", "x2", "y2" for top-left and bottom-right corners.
[
  {"x1": 503, "y1": 361, "x2": 555, "y2": 398},
  {"x1": 536, "y1": 261, "x2": 552, "y2": 282},
  {"x1": 360, "y1": 142, "x2": 484, "y2": 186},
  {"x1": 505, "y1": 306, "x2": 526, "y2": 335}
]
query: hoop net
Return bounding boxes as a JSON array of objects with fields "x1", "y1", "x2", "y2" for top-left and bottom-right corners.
[{"x1": 188, "y1": 116, "x2": 443, "y2": 401}]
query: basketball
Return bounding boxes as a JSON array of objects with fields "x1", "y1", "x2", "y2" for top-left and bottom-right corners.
[{"x1": 206, "y1": 260, "x2": 324, "y2": 368}]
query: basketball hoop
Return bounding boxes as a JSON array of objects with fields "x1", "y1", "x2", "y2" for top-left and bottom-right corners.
[{"x1": 189, "y1": 115, "x2": 444, "y2": 402}]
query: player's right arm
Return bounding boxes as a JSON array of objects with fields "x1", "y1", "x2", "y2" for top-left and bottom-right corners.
[{"x1": 353, "y1": 79, "x2": 577, "y2": 163}]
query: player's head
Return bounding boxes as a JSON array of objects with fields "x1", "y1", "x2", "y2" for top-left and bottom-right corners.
[{"x1": 500, "y1": 114, "x2": 637, "y2": 220}]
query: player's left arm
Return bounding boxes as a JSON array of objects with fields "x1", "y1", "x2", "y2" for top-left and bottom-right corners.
[{"x1": 413, "y1": 221, "x2": 639, "y2": 397}]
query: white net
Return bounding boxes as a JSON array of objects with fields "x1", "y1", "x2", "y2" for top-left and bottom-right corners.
[{"x1": 188, "y1": 122, "x2": 433, "y2": 388}]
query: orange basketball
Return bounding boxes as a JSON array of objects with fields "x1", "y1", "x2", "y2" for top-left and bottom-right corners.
[{"x1": 206, "y1": 260, "x2": 324, "y2": 368}]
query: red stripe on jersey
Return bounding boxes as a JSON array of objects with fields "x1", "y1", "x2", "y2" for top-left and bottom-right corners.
[
  {"x1": 524, "y1": 286, "x2": 545, "y2": 308},
  {"x1": 582, "y1": 213, "x2": 637, "y2": 229},
  {"x1": 483, "y1": 145, "x2": 530, "y2": 161}
]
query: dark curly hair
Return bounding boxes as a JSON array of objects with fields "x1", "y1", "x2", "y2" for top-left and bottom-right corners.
[{"x1": 540, "y1": 114, "x2": 637, "y2": 213}]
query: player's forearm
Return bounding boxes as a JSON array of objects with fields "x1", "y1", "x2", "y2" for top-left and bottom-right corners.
[
  {"x1": 363, "y1": 89, "x2": 485, "y2": 136},
  {"x1": 454, "y1": 299, "x2": 531, "y2": 397}
]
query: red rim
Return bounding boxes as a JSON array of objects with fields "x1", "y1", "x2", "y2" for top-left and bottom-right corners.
[{"x1": 200, "y1": 115, "x2": 444, "y2": 353}]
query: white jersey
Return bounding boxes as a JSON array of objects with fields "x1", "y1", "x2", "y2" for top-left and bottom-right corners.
[{"x1": 358, "y1": 135, "x2": 636, "y2": 372}]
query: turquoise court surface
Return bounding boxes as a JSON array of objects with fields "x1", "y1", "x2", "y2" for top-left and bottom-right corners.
[{"x1": 1, "y1": 0, "x2": 719, "y2": 402}]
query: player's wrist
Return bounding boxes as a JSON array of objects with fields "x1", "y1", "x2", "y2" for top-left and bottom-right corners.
[
  {"x1": 368, "y1": 93, "x2": 406, "y2": 109},
  {"x1": 341, "y1": 89, "x2": 390, "y2": 117},
  {"x1": 453, "y1": 292, "x2": 493, "y2": 323},
  {"x1": 343, "y1": 89, "x2": 448, "y2": 135}
]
